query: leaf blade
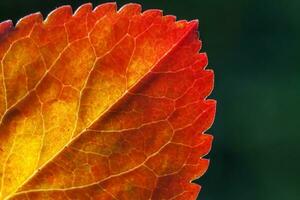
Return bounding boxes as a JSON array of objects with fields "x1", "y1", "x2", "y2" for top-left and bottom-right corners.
[{"x1": 0, "y1": 3, "x2": 215, "y2": 200}]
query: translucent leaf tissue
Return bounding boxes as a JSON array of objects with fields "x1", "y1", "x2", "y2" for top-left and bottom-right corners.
[{"x1": 0, "y1": 2, "x2": 216, "y2": 200}]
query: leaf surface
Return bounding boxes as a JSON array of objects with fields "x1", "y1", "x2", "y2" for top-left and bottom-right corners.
[{"x1": 0, "y1": 3, "x2": 215, "y2": 200}]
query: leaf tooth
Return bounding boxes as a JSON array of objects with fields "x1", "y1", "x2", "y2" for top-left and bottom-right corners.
[
  {"x1": 191, "y1": 158, "x2": 210, "y2": 181},
  {"x1": 189, "y1": 19, "x2": 199, "y2": 29},
  {"x1": 142, "y1": 9, "x2": 163, "y2": 17},
  {"x1": 15, "y1": 12, "x2": 43, "y2": 28},
  {"x1": 0, "y1": 20, "x2": 13, "y2": 38},
  {"x1": 203, "y1": 71, "x2": 215, "y2": 98},
  {"x1": 196, "y1": 53, "x2": 208, "y2": 70},
  {"x1": 184, "y1": 135, "x2": 213, "y2": 170},
  {"x1": 163, "y1": 15, "x2": 177, "y2": 23},
  {"x1": 118, "y1": 3, "x2": 142, "y2": 17},
  {"x1": 74, "y1": 3, "x2": 93, "y2": 17},
  {"x1": 175, "y1": 20, "x2": 188, "y2": 28},
  {"x1": 195, "y1": 100, "x2": 217, "y2": 134},
  {"x1": 44, "y1": 5, "x2": 73, "y2": 26},
  {"x1": 93, "y1": 2, "x2": 117, "y2": 15},
  {"x1": 198, "y1": 133, "x2": 214, "y2": 157}
]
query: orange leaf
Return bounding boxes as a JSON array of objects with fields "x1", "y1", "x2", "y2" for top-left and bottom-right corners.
[{"x1": 0, "y1": 3, "x2": 216, "y2": 200}]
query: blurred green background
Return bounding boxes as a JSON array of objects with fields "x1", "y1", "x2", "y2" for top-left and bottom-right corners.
[{"x1": 0, "y1": 0, "x2": 299, "y2": 200}]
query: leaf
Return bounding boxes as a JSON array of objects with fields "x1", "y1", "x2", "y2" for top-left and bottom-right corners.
[{"x1": 0, "y1": 2, "x2": 215, "y2": 200}]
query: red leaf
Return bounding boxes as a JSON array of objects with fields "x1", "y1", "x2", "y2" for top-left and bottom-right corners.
[{"x1": 0, "y1": 3, "x2": 216, "y2": 199}]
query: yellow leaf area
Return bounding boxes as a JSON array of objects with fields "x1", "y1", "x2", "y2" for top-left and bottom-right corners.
[{"x1": 0, "y1": 3, "x2": 215, "y2": 200}]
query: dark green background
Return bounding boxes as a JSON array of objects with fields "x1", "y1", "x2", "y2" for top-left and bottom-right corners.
[{"x1": 1, "y1": 0, "x2": 299, "y2": 200}]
